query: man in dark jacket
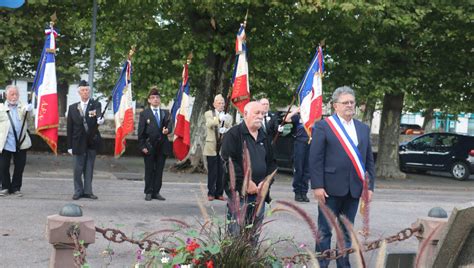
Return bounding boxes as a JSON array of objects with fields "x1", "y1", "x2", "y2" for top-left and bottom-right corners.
[
  {"x1": 259, "y1": 97, "x2": 279, "y2": 141},
  {"x1": 137, "y1": 87, "x2": 173, "y2": 201},
  {"x1": 221, "y1": 101, "x2": 277, "y2": 235},
  {"x1": 310, "y1": 86, "x2": 375, "y2": 268},
  {"x1": 67, "y1": 80, "x2": 104, "y2": 200}
]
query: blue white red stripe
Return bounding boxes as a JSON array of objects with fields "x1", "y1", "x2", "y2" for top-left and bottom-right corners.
[
  {"x1": 325, "y1": 115, "x2": 365, "y2": 181},
  {"x1": 235, "y1": 24, "x2": 246, "y2": 53},
  {"x1": 231, "y1": 23, "x2": 250, "y2": 114},
  {"x1": 32, "y1": 24, "x2": 59, "y2": 154},
  {"x1": 172, "y1": 63, "x2": 192, "y2": 161},
  {"x1": 298, "y1": 46, "x2": 324, "y2": 137},
  {"x1": 112, "y1": 60, "x2": 134, "y2": 157}
]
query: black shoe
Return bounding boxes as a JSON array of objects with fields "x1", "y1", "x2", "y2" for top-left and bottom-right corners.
[
  {"x1": 154, "y1": 193, "x2": 166, "y2": 201},
  {"x1": 72, "y1": 194, "x2": 81, "y2": 200},
  {"x1": 295, "y1": 193, "x2": 305, "y2": 202},
  {"x1": 145, "y1": 194, "x2": 152, "y2": 201},
  {"x1": 83, "y1": 194, "x2": 98, "y2": 200},
  {"x1": 302, "y1": 194, "x2": 310, "y2": 202}
]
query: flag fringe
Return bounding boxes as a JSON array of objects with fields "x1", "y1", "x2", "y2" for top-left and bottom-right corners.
[{"x1": 35, "y1": 130, "x2": 57, "y2": 155}]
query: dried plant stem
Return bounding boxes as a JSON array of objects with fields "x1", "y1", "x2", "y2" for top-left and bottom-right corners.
[
  {"x1": 318, "y1": 202, "x2": 345, "y2": 252},
  {"x1": 276, "y1": 200, "x2": 319, "y2": 244},
  {"x1": 340, "y1": 216, "x2": 366, "y2": 268},
  {"x1": 375, "y1": 240, "x2": 387, "y2": 268}
]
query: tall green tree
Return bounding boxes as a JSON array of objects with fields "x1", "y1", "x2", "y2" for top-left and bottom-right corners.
[
  {"x1": 2, "y1": 1, "x2": 471, "y2": 178},
  {"x1": 1, "y1": 1, "x2": 94, "y2": 115}
]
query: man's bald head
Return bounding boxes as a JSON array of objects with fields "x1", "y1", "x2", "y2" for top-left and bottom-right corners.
[{"x1": 244, "y1": 101, "x2": 264, "y2": 132}]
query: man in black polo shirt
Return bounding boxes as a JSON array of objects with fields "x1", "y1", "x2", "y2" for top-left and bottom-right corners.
[{"x1": 221, "y1": 101, "x2": 277, "y2": 235}]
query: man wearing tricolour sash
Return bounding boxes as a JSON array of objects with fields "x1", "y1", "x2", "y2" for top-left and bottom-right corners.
[{"x1": 309, "y1": 86, "x2": 375, "y2": 268}]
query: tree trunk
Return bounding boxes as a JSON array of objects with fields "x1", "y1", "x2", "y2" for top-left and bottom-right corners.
[
  {"x1": 57, "y1": 80, "x2": 68, "y2": 117},
  {"x1": 376, "y1": 92, "x2": 406, "y2": 179},
  {"x1": 172, "y1": 50, "x2": 232, "y2": 173},
  {"x1": 362, "y1": 100, "x2": 375, "y2": 128},
  {"x1": 422, "y1": 107, "x2": 434, "y2": 133}
]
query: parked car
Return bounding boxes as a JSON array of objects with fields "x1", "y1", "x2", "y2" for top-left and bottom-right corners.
[
  {"x1": 273, "y1": 123, "x2": 294, "y2": 171},
  {"x1": 399, "y1": 132, "x2": 474, "y2": 180},
  {"x1": 400, "y1": 123, "x2": 424, "y2": 135}
]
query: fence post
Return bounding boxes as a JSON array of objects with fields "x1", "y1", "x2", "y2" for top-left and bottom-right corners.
[
  {"x1": 46, "y1": 204, "x2": 95, "y2": 268},
  {"x1": 412, "y1": 207, "x2": 448, "y2": 267}
]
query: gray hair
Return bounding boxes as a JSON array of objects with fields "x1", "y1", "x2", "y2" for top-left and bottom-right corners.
[
  {"x1": 214, "y1": 94, "x2": 224, "y2": 102},
  {"x1": 331, "y1": 86, "x2": 355, "y2": 103},
  {"x1": 5, "y1": 85, "x2": 19, "y2": 94}
]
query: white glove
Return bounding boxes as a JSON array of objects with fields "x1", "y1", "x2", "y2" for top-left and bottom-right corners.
[
  {"x1": 97, "y1": 117, "x2": 105, "y2": 125},
  {"x1": 219, "y1": 127, "x2": 227, "y2": 134},
  {"x1": 67, "y1": 149, "x2": 73, "y2": 155},
  {"x1": 218, "y1": 112, "x2": 226, "y2": 122},
  {"x1": 278, "y1": 125, "x2": 284, "y2": 133},
  {"x1": 26, "y1": 103, "x2": 33, "y2": 112}
]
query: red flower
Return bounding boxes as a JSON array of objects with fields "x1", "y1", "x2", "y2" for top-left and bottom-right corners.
[
  {"x1": 206, "y1": 260, "x2": 214, "y2": 268},
  {"x1": 185, "y1": 240, "x2": 200, "y2": 252},
  {"x1": 192, "y1": 259, "x2": 200, "y2": 265},
  {"x1": 170, "y1": 248, "x2": 177, "y2": 257}
]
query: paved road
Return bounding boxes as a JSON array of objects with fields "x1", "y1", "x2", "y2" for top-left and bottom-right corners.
[{"x1": 0, "y1": 152, "x2": 473, "y2": 267}]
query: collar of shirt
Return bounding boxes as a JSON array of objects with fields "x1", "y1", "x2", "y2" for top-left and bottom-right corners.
[
  {"x1": 341, "y1": 118, "x2": 354, "y2": 126},
  {"x1": 152, "y1": 107, "x2": 160, "y2": 113},
  {"x1": 7, "y1": 101, "x2": 17, "y2": 108},
  {"x1": 339, "y1": 117, "x2": 358, "y2": 146},
  {"x1": 81, "y1": 100, "x2": 89, "y2": 108},
  {"x1": 240, "y1": 122, "x2": 265, "y2": 143}
]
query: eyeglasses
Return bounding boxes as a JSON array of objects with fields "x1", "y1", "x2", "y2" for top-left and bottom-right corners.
[{"x1": 336, "y1": 100, "x2": 356, "y2": 106}]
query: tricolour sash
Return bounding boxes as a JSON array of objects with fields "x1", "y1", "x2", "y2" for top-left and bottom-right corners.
[{"x1": 325, "y1": 115, "x2": 365, "y2": 182}]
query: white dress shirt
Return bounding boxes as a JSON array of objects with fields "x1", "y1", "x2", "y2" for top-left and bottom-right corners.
[
  {"x1": 341, "y1": 118, "x2": 358, "y2": 146},
  {"x1": 81, "y1": 100, "x2": 89, "y2": 113}
]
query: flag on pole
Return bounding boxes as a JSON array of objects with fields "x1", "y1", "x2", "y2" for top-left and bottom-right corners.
[
  {"x1": 230, "y1": 22, "x2": 250, "y2": 114},
  {"x1": 32, "y1": 23, "x2": 59, "y2": 154},
  {"x1": 172, "y1": 63, "x2": 191, "y2": 161},
  {"x1": 112, "y1": 59, "x2": 134, "y2": 157},
  {"x1": 297, "y1": 46, "x2": 324, "y2": 138}
]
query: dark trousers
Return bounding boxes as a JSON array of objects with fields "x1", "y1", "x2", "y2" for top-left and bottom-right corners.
[
  {"x1": 316, "y1": 194, "x2": 360, "y2": 268},
  {"x1": 143, "y1": 151, "x2": 167, "y2": 195},
  {"x1": 73, "y1": 149, "x2": 97, "y2": 195},
  {"x1": 207, "y1": 154, "x2": 224, "y2": 197},
  {"x1": 0, "y1": 149, "x2": 27, "y2": 193},
  {"x1": 292, "y1": 140, "x2": 310, "y2": 194}
]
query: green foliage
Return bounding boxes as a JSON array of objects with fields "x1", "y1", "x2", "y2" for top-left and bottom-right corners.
[{"x1": 1, "y1": 1, "x2": 470, "y2": 114}]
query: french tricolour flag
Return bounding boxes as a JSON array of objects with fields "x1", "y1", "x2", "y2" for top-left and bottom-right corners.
[
  {"x1": 298, "y1": 46, "x2": 324, "y2": 137},
  {"x1": 112, "y1": 60, "x2": 134, "y2": 157},
  {"x1": 231, "y1": 23, "x2": 250, "y2": 114},
  {"x1": 32, "y1": 24, "x2": 59, "y2": 154},
  {"x1": 172, "y1": 63, "x2": 191, "y2": 161}
]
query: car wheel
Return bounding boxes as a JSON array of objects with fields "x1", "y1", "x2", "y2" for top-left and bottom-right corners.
[{"x1": 451, "y1": 162, "x2": 470, "y2": 181}]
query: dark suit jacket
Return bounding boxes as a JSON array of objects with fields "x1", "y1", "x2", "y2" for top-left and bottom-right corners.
[
  {"x1": 67, "y1": 99, "x2": 102, "y2": 155},
  {"x1": 137, "y1": 107, "x2": 173, "y2": 156},
  {"x1": 263, "y1": 111, "x2": 279, "y2": 140},
  {"x1": 309, "y1": 115, "x2": 375, "y2": 198}
]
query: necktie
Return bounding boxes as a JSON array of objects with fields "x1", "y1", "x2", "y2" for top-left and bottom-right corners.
[{"x1": 154, "y1": 109, "x2": 161, "y2": 128}]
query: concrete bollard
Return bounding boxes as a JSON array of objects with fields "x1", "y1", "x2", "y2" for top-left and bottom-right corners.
[
  {"x1": 46, "y1": 204, "x2": 95, "y2": 268},
  {"x1": 411, "y1": 207, "x2": 448, "y2": 267}
]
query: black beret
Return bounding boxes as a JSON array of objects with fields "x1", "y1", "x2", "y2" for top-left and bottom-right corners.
[
  {"x1": 78, "y1": 80, "x2": 89, "y2": 87},
  {"x1": 148, "y1": 86, "x2": 161, "y2": 98}
]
